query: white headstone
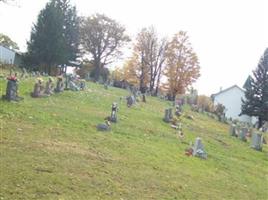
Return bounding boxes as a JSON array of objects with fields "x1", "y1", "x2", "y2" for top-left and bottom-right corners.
[{"x1": 193, "y1": 137, "x2": 207, "y2": 159}]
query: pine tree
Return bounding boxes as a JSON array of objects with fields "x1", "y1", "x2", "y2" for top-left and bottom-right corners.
[
  {"x1": 26, "y1": 0, "x2": 79, "y2": 75},
  {"x1": 241, "y1": 48, "x2": 268, "y2": 128}
]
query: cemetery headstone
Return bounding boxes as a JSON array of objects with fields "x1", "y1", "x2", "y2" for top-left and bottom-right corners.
[
  {"x1": 97, "y1": 121, "x2": 111, "y2": 132},
  {"x1": 31, "y1": 78, "x2": 45, "y2": 98},
  {"x1": 110, "y1": 102, "x2": 118, "y2": 123},
  {"x1": 126, "y1": 96, "x2": 135, "y2": 107},
  {"x1": 80, "y1": 80, "x2": 86, "y2": 90},
  {"x1": 251, "y1": 133, "x2": 263, "y2": 151},
  {"x1": 163, "y1": 109, "x2": 170, "y2": 123},
  {"x1": 163, "y1": 108, "x2": 173, "y2": 123},
  {"x1": 44, "y1": 77, "x2": 54, "y2": 95},
  {"x1": 54, "y1": 77, "x2": 65, "y2": 93},
  {"x1": 229, "y1": 124, "x2": 237, "y2": 137},
  {"x1": 193, "y1": 137, "x2": 207, "y2": 159},
  {"x1": 2, "y1": 75, "x2": 23, "y2": 101},
  {"x1": 239, "y1": 127, "x2": 248, "y2": 142},
  {"x1": 175, "y1": 105, "x2": 182, "y2": 117},
  {"x1": 168, "y1": 108, "x2": 173, "y2": 120}
]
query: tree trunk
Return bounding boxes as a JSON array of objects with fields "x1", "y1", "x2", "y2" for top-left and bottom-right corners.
[
  {"x1": 258, "y1": 117, "x2": 263, "y2": 129},
  {"x1": 48, "y1": 65, "x2": 52, "y2": 76},
  {"x1": 94, "y1": 60, "x2": 101, "y2": 82},
  {"x1": 154, "y1": 72, "x2": 161, "y2": 96},
  {"x1": 142, "y1": 94, "x2": 146, "y2": 103}
]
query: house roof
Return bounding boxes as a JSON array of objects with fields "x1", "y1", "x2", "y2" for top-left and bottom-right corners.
[{"x1": 211, "y1": 85, "x2": 244, "y2": 99}]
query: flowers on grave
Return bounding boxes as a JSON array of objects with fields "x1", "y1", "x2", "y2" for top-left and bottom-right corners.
[
  {"x1": 7, "y1": 75, "x2": 17, "y2": 81},
  {"x1": 36, "y1": 77, "x2": 44, "y2": 83},
  {"x1": 185, "y1": 147, "x2": 193, "y2": 156}
]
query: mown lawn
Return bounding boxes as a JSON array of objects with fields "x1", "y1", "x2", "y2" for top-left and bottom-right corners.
[{"x1": 0, "y1": 72, "x2": 267, "y2": 200}]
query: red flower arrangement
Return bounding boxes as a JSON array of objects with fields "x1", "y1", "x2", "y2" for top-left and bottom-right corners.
[{"x1": 7, "y1": 75, "x2": 17, "y2": 81}]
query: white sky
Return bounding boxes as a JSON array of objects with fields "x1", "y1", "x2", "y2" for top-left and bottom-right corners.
[{"x1": 0, "y1": 0, "x2": 267, "y2": 95}]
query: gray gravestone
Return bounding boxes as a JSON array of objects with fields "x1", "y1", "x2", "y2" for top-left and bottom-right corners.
[
  {"x1": 239, "y1": 127, "x2": 248, "y2": 142},
  {"x1": 44, "y1": 78, "x2": 54, "y2": 95},
  {"x1": 110, "y1": 102, "x2": 118, "y2": 123},
  {"x1": 97, "y1": 121, "x2": 111, "y2": 132},
  {"x1": 168, "y1": 108, "x2": 173, "y2": 120},
  {"x1": 3, "y1": 79, "x2": 22, "y2": 101},
  {"x1": 31, "y1": 79, "x2": 45, "y2": 98},
  {"x1": 251, "y1": 133, "x2": 263, "y2": 151},
  {"x1": 80, "y1": 81, "x2": 86, "y2": 90},
  {"x1": 229, "y1": 124, "x2": 236, "y2": 137},
  {"x1": 163, "y1": 108, "x2": 173, "y2": 123},
  {"x1": 54, "y1": 77, "x2": 65, "y2": 93},
  {"x1": 193, "y1": 137, "x2": 207, "y2": 159},
  {"x1": 175, "y1": 105, "x2": 182, "y2": 117},
  {"x1": 126, "y1": 96, "x2": 135, "y2": 107},
  {"x1": 163, "y1": 109, "x2": 170, "y2": 123}
]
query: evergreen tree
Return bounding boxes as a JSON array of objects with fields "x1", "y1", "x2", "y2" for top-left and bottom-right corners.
[
  {"x1": 26, "y1": 0, "x2": 79, "y2": 74},
  {"x1": 241, "y1": 48, "x2": 268, "y2": 128}
]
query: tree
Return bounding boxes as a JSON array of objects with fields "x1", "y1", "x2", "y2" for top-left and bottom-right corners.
[
  {"x1": 140, "y1": 27, "x2": 167, "y2": 96},
  {"x1": 80, "y1": 14, "x2": 130, "y2": 81},
  {"x1": 241, "y1": 48, "x2": 268, "y2": 128},
  {"x1": 214, "y1": 103, "x2": 226, "y2": 121},
  {"x1": 197, "y1": 95, "x2": 214, "y2": 112},
  {"x1": 122, "y1": 54, "x2": 143, "y2": 86},
  {"x1": 26, "y1": 0, "x2": 79, "y2": 74},
  {"x1": 164, "y1": 31, "x2": 200, "y2": 101},
  {"x1": 0, "y1": 33, "x2": 19, "y2": 50},
  {"x1": 122, "y1": 27, "x2": 167, "y2": 96}
]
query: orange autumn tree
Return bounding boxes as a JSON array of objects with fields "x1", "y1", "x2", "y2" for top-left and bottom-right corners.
[{"x1": 164, "y1": 31, "x2": 200, "y2": 100}]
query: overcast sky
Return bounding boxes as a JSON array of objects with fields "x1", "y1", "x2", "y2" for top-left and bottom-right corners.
[{"x1": 0, "y1": 0, "x2": 267, "y2": 95}]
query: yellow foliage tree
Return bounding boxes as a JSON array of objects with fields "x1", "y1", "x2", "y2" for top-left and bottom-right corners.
[
  {"x1": 197, "y1": 95, "x2": 215, "y2": 112},
  {"x1": 164, "y1": 31, "x2": 200, "y2": 100}
]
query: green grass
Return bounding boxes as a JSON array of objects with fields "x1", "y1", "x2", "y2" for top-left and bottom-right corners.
[{"x1": 0, "y1": 74, "x2": 268, "y2": 200}]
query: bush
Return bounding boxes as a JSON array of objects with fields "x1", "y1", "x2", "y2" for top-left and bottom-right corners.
[{"x1": 197, "y1": 95, "x2": 214, "y2": 112}]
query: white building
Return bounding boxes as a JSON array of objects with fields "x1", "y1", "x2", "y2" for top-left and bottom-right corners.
[
  {"x1": 0, "y1": 45, "x2": 21, "y2": 65},
  {"x1": 211, "y1": 85, "x2": 252, "y2": 123}
]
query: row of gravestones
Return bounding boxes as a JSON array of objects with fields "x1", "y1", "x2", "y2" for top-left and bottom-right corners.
[
  {"x1": 31, "y1": 77, "x2": 65, "y2": 98},
  {"x1": 14, "y1": 68, "x2": 49, "y2": 79},
  {"x1": 191, "y1": 105, "x2": 228, "y2": 123},
  {"x1": 2, "y1": 74, "x2": 86, "y2": 101},
  {"x1": 229, "y1": 124, "x2": 264, "y2": 151},
  {"x1": 162, "y1": 105, "x2": 207, "y2": 159}
]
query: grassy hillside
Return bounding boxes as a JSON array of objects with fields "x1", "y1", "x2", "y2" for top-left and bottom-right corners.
[{"x1": 0, "y1": 75, "x2": 268, "y2": 200}]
